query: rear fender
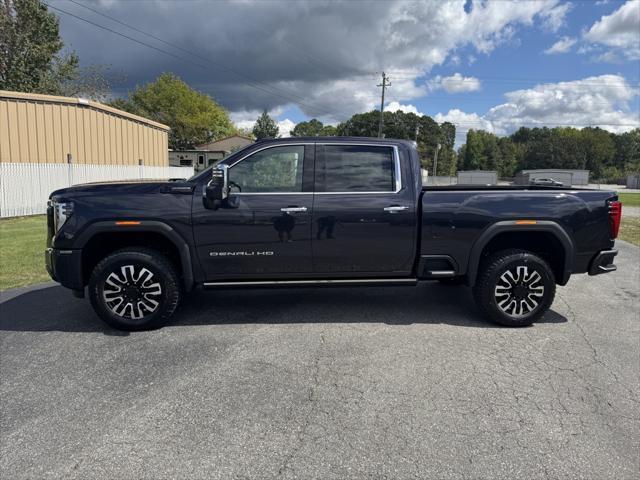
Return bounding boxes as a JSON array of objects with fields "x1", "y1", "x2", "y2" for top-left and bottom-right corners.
[{"x1": 467, "y1": 220, "x2": 575, "y2": 286}]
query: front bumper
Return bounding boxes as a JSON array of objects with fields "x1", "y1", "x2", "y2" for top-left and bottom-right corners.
[
  {"x1": 588, "y1": 249, "x2": 618, "y2": 276},
  {"x1": 45, "y1": 248, "x2": 84, "y2": 290}
]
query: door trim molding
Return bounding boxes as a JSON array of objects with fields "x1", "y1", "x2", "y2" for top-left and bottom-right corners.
[{"x1": 203, "y1": 278, "x2": 417, "y2": 287}]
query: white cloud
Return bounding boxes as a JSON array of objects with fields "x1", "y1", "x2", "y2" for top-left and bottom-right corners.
[
  {"x1": 591, "y1": 50, "x2": 624, "y2": 63},
  {"x1": 385, "y1": 101, "x2": 423, "y2": 115},
  {"x1": 448, "y1": 54, "x2": 461, "y2": 66},
  {"x1": 436, "y1": 75, "x2": 640, "y2": 145},
  {"x1": 544, "y1": 36, "x2": 577, "y2": 54},
  {"x1": 427, "y1": 73, "x2": 481, "y2": 93},
  {"x1": 435, "y1": 109, "x2": 498, "y2": 145},
  {"x1": 276, "y1": 119, "x2": 296, "y2": 138},
  {"x1": 540, "y1": 1, "x2": 573, "y2": 32},
  {"x1": 584, "y1": 0, "x2": 640, "y2": 60}
]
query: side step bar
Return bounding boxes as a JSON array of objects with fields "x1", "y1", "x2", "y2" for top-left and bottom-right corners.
[{"x1": 203, "y1": 278, "x2": 418, "y2": 288}]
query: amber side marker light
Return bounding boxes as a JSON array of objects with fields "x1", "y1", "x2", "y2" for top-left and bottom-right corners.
[
  {"x1": 515, "y1": 220, "x2": 537, "y2": 225},
  {"x1": 115, "y1": 221, "x2": 141, "y2": 226}
]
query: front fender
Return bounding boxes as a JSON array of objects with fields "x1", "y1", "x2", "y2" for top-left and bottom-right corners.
[{"x1": 74, "y1": 220, "x2": 195, "y2": 291}]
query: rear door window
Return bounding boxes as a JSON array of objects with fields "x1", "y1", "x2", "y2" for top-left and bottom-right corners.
[{"x1": 317, "y1": 145, "x2": 396, "y2": 192}]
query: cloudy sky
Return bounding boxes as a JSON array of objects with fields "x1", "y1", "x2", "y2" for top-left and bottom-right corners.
[{"x1": 50, "y1": 0, "x2": 639, "y2": 142}]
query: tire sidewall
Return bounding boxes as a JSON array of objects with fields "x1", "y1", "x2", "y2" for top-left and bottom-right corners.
[
  {"x1": 89, "y1": 250, "x2": 178, "y2": 330},
  {"x1": 478, "y1": 252, "x2": 555, "y2": 327}
]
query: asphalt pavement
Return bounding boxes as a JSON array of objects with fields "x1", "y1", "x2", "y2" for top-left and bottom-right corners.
[{"x1": 1, "y1": 242, "x2": 638, "y2": 480}]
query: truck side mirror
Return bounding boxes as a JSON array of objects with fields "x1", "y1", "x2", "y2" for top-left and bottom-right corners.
[{"x1": 203, "y1": 164, "x2": 229, "y2": 210}]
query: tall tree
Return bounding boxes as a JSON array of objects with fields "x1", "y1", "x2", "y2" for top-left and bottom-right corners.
[
  {"x1": 111, "y1": 73, "x2": 236, "y2": 150},
  {"x1": 253, "y1": 110, "x2": 279, "y2": 139},
  {"x1": 291, "y1": 118, "x2": 336, "y2": 137},
  {"x1": 1, "y1": 0, "x2": 72, "y2": 91},
  {"x1": 0, "y1": 0, "x2": 111, "y2": 98},
  {"x1": 614, "y1": 129, "x2": 640, "y2": 174}
]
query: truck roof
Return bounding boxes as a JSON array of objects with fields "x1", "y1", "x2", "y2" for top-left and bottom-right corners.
[{"x1": 254, "y1": 136, "x2": 416, "y2": 148}]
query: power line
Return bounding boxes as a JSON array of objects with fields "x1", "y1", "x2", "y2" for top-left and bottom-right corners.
[
  {"x1": 50, "y1": 1, "x2": 353, "y2": 119},
  {"x1": 47, "y1": 3, "x2": 209, "y2": 69}
]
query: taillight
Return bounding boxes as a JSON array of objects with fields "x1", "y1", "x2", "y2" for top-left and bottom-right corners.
[{"x1": 609, "y1": 200, "x2": 622, "y2": 239}]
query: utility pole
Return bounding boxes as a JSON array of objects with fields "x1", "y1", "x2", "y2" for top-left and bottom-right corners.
[
  {"x1": 414, "y1": 124, "x2": 420, "y2": 142},
  {"x1": 377, "y1": 72, "x2": 390, "y2": 138}
]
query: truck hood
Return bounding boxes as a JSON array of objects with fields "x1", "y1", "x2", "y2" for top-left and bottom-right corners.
[{"x1": 49, "y1": 179, "x2": 191, "y2": 198}]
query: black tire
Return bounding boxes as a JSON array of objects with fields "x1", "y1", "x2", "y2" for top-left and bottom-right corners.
[
  {"x1": 472, "y1": 249, "x2": 555, "y2": 327},
  {"x1": 438, "y1": 276, "x2": 465, "y2": 286},
  {"x1": 88, "y1": 248, "x2": 181, "y2": 331}
]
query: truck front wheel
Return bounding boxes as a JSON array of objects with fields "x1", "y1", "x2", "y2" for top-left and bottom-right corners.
[
  {"x1": 88, "y1": 248, "x2": 181, "y2": 331},
  {"x1": 472, "y1": 249, "x2": 555, "y2": 327}
]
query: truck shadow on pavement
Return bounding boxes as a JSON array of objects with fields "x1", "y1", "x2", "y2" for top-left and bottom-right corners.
[{"x1": 0, "y1": 283, "x2": 567, "y2": 334}]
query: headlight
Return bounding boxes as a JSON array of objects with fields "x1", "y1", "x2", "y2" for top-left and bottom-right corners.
[{"x1": 52, "y1": 200, "x2": 74, "y2": 234}]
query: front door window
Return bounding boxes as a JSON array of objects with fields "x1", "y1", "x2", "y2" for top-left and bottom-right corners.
[{"x1": 229, "y1": 145, "x2": 304, "y2": 193}]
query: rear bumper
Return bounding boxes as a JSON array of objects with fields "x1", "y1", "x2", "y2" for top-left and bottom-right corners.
[
  {"x1": 588, "y1": 249, "x2": 618, "y2": 276},
  {"x1": 45, "y1": 248, "x2": 84, "y2": 290}
]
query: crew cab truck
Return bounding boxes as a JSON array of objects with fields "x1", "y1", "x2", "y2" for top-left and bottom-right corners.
[{"x1": 46, "y1": 137, "x2": 622, "y2": 331}]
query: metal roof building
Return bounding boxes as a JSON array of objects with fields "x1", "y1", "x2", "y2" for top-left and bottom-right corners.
[
  {"x1": 0, "y1": 91, "x2": 192, "y2": 217},
  {"x1": 0, "y1": 90, "x2": 170, "y2": 166}
]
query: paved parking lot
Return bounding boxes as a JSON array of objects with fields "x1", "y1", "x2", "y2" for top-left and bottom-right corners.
[{"x1": 1, "y1": 242, "x2": 638, "y2": 479}]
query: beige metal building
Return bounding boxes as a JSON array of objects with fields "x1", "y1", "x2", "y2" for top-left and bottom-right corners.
[
  {"x1": 0, "y1": 90, "x2": 170, "y2": 166},
  {"x1": 0, "y1": 91, "x2": 194, "y2": 218}
]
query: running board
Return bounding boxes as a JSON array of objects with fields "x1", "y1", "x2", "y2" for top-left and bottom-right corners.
[{"x1": 203, "y1": 278, "x2": 418, "y2": 288}]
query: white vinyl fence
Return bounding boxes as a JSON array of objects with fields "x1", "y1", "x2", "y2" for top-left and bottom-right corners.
[{"x1": 0, "y1": 163, "x2": 195, "y2": 218}]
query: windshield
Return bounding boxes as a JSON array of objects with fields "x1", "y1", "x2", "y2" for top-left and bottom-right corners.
[{"x1": 187, "y1": 143, "x2": 256, "y2": 182}]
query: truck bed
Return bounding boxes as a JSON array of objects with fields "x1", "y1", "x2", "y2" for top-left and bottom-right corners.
[{"x1": 422, "y1": 184, "x2": 599, "y2": 192}]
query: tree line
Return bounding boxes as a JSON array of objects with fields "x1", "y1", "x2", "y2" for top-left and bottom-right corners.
[
  {"x1": 459, "y1": 127, "x2": 640, "y2": 181},
  {"x1": 295, "y1": 113, "x2": 640, "y2": 181}
]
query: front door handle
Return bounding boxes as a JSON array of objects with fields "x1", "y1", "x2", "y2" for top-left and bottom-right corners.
[
  {"x1": 384, "y1": 206, "x2": 409, "y2": 213},
  {"x1": 281, "y1": 206, "x2": 308, "y2": 213}
]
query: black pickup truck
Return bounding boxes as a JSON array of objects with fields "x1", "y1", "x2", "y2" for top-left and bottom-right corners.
[{"x1": 46, "y1": 137, "x2": 621, "y2": 330}]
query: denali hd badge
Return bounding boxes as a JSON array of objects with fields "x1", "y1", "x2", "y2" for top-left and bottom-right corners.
[{"x1": 209, "y1": 251, "x2": 274, "y2": 257}]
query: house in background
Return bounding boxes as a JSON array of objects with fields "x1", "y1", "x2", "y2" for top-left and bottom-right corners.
[
  {"x1": 197, "y1": 135, "x2": 253, "y2": 153},
  {"x1": 169, "y1": 135, "x2": 254, "y2": 171}
]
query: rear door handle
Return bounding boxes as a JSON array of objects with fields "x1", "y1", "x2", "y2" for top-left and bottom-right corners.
[
  {"x1": 281, "y1": 206, "x2": 308, "y2": 213},
  {"x1": 384, "y1": 206, "x2": 409, "y2": 213}
]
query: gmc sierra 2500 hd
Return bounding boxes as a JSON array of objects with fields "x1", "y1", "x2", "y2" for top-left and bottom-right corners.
[{"x1": 46, "y1": 137, "x2": 622, "y2": 330}]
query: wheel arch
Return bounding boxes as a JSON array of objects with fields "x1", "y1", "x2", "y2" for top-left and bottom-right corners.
[
  {"x1": 467, "y1": 220, "x2": 574, "y2": 287},
  {"x1": 75, "y1": 221, "x2": 194, "y2": 291}
]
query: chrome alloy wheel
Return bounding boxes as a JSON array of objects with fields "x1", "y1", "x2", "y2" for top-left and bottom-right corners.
[
  {"x1": 103, "y1": 265, "x2": 163, "y2": 320},
  {"x1": 494, "y1": 265, "x2": 545, "y2": 318}
]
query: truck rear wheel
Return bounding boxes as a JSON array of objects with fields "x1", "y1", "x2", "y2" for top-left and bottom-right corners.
[
  {"x1": 472, "y1": 249, "x2": 555, "y2": 327},
  {"x1": 88, "y1": 248, "x2": 181, "y2": 331}
]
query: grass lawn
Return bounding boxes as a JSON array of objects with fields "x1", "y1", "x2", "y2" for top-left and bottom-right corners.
[
  {"x1": 618, "y1": 192, "x2": 640, "y2": 207},
  {"x1": 619, "y1": 217, "x2": 640, "y2": 247},
  {"x1": 0, "y1": 215, "x2": 49, "y2": 290}
]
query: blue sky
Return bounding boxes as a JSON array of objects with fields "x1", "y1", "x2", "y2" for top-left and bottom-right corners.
[
  {"x1": 52, "y1": 0, "x2": 640, "y2": 141},
  {"x1": 404, "y1": 0, "x2": 639, "y2": 119}
]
